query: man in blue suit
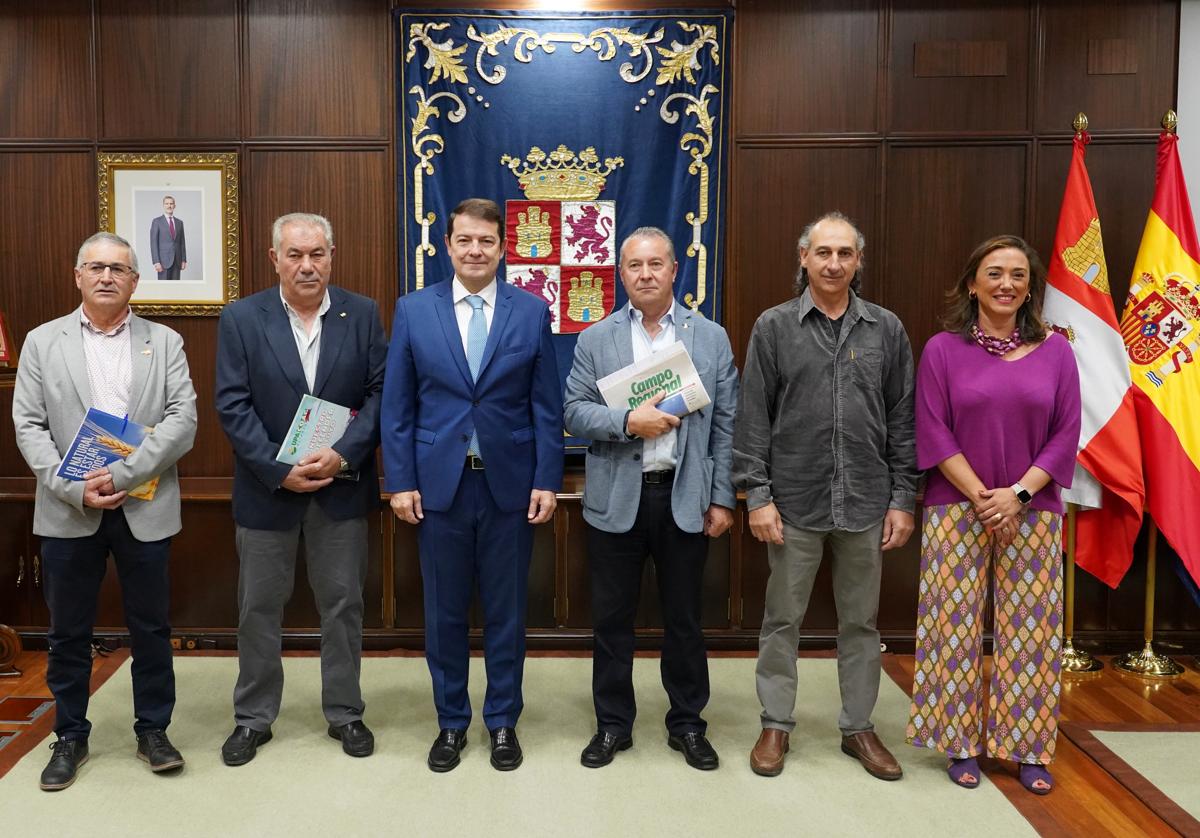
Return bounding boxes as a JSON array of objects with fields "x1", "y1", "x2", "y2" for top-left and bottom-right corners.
[
  {"x1": 564, "y1": 226, "x2": 738, "y2": 771},
  {"x1": 382, "y1": 198, "x2": 563, "y2": 773},
  {"x1": 215, "y1": 212, "x2": 386, "y2": 766},
  {"x1": 149, "y1": 196, "x2": 186, "y2": 281}
]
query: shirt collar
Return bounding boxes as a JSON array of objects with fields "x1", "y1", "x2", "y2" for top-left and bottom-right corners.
[
  {"x1": 279, "y1": 287, "x2": 331, "y2": 320},
  {"x1": 452, "y1": 276, "x2": 498, "y2": 308},
  {"x1": 796, "y1": 288, "x2": 875, "y2": 324},
  {"x1": 80, "y1": 307, "x2": 132, "y2": 337},
  {"x1": 628, "y1": 301, "x2": 675, "y2": 329}
]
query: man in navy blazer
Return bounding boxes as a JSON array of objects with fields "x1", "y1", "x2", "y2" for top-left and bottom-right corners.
[
  {"x1": 149, "y1": 196, "x2": 186, "y2": 281},
  {"x1": 215, "y1": 213, "x2": 386, "y2": 766},
  {"x1": 382, "y1": 198, "x2": 563, "y2": 773}
]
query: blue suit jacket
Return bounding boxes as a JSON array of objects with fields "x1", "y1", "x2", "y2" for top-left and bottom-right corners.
[
  {"x1": 381, "y1": 279, "x2": 564, "y2": 512},
  {"x1": 215, "y1": 285, "x2": 386, "y2": 530},
  {"x1": 150, "y1": 214, "x2": 186, "y2": 269}
]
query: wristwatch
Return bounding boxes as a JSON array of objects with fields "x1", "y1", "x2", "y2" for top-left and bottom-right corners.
[
  {"x1": 1011, "y1": 482, "x2": 1033, "y2": 504},
  {"x1": 338, "y1": 456, "x2": 351, "y2": 473}
]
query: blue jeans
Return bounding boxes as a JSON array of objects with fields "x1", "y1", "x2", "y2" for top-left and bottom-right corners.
[{"x1": 40, "y1": 508, "x2": 175, "y2": 740}]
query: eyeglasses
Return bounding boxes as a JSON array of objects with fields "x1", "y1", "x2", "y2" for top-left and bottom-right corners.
[{"x1": 81, "y1": 261, "x2": 135, "y2": 279}]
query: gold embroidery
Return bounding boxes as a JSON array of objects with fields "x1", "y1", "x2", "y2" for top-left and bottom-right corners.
[
  {"x1": 567, "y1": 272, "x2": 605, "y2": 324},
  {"x1": 655, "y1": 23, "x2": 720, "y2": 86},
  {"x1": 660, "y1": 84, "x2": 718, "y2": 311},
  {"x1": 406, "y1": 22, "x2": 469, "y2": 85},
  {"x1": 515, "y1": 206, "x2": 553, "y2": 258},
  {"x1": 409, "y1": 87, "x2": 467, "y2": 289},
  {"x1": 466, "y1": 25, "x2": 664, "y2": 84},
  {"x1": 501, "y1": 145, "x2": 624, "y2": 202}
]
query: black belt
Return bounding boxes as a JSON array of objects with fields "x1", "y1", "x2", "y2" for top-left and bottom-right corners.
[
  {"x1": 642, "y1": 469, "x2": 675, "y2": 485},
  {"x1": 466, "y1": 455, "x2": 485, "y2": 470}
]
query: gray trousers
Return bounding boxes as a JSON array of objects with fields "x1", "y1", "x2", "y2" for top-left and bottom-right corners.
[
  {"x1": 756, "y1": 520, "x2": 883, "y2": 735},
  {"x1": 233, "y1": 500, "x2": 368, "y2": 729}
]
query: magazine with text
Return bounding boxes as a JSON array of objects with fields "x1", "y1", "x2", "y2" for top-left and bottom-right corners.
[
  {"x1": 597, "y1": 340, "x2": 711, "y2": 417},
  {"x1": 56, "y1": 408, "x2": 159, "y2": 501}
]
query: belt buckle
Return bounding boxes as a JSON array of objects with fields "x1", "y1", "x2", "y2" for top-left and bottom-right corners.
[{"x1": 468, "y1": 454, "x2": 485, "y2": 470}]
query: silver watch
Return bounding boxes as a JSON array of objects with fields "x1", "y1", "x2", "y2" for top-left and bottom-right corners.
[{"x1": 1011, "y1": 482, "x2": 1032, "y2": 504}]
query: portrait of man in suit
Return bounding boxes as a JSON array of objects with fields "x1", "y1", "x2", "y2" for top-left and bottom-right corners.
[
  {"x1": 214, "y1": 212, "x2": 386, "y2": 766},
  {"x1": 12, "y1": 231, "x2": 198, "y2": 790},
  {"x1": 149, "y1": 195, "x2": 187, "y2": 281},
  {"x1": 381, "y1": 197, "x2": 564, "y2": 773},
  {"x1": 563, "y1": 226, "x2": 738, "y2": 771}
]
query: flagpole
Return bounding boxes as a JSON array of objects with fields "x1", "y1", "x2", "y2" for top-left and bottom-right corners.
[
  {"x1": 1114, "y1": 516, "x2": 1183, "y2": 677},
  {"x1": 1061, "y1": 503, "x2": 1103, "y2": 673}
]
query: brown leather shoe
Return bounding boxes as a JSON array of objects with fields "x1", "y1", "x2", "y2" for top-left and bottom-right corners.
[
  {"x1": 750, "y1": 728, "x2": 789, "y2": 777},
  {"x1": 840, "y1": 731, "x2": 902, "y2": 781}
]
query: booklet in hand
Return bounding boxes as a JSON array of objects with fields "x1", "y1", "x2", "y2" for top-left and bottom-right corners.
[
  {"x1": 597, "y1": 341, "x2": 711, "y2": 417},
  {"x1": 56, "y1": 408, "x2": 159, "y2": 501},
  {"x1": 276, "y1": 395, "x2": 358, "y2": 479}
]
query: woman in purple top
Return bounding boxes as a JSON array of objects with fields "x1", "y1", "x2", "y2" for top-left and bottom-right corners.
[{"x1": 904, "y1": 235, "x2": 1081, "y2": 795}]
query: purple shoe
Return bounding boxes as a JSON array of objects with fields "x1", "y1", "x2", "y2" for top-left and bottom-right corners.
[
  {"x1": 948, "y1": 756, "x2": 981, "y2": 788},
  {"x1": 1019, "y1": 763, "x2": 1053, "y2": 795}
]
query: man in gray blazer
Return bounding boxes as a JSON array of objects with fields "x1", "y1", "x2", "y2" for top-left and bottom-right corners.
[
  {"x1": 13, "y1": 232, "x2": 198, "y2": 790},
  {"x1": 149, "y1": 195, "x2": 187, "y2": 281},
  {"x1": 564, "y1": 226, "x2": 738, "y2": 770}
]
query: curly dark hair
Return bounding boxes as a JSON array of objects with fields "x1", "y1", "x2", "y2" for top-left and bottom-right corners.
[{"x1": 942, "y1": 234, "x2": 1048, "y2": 344}]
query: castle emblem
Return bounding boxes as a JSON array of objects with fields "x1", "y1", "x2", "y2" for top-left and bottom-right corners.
[{"x1": 502, "y1": 145, "x2": 620, "y2": 334}]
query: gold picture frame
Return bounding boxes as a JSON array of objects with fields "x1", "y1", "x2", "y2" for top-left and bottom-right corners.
[{"x1": 98, "y1": 152, "x2": 240, "y2": 316}]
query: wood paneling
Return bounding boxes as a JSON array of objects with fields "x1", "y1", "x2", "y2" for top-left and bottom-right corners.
[
  {"x1": 98, "y1": 0, "x2": 240, "y2": 139},
  {"x1": 165, "y1": 317, "x2": 232, "y2": 477},
  {"x1": 881, "y1": 143, "x2": 1028, "y2": 353},
  {"x1": 734, "y1": 0, "x2": 879, "y2": 136},
  {"x1": 727, "y1": 145, "x2": 879, "y2": 364},
  {"x1": 245, "y1": 0, "x2": 389, "y2": 139},
  {"x1": 0, "y1": 1, "x2": 93, "y2": 139},
  {"x1": 245, "y1": 149, "x2": 394, "y2": 312},
  {"x1": 913, "y1": 40, "x2": 1008, "y2": 77},
  {"x1": 889, "y1": 1, "x2": 1031, "y2": 134},
  {"x1": 1036, "y1": 0, "x2": 1177, "y2": 133}
]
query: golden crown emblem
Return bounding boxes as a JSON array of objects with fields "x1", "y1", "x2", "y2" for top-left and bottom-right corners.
[{"x1": 501, "y1": 145, "x2": 624, "y2": 201}]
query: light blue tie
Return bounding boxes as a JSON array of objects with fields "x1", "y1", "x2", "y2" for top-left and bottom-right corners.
[{"x1": 466, "y1": 294, "x2": 486, "y2": 456}]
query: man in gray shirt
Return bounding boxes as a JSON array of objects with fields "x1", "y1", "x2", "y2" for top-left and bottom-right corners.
[{"x1": 733, "y1": 211, "x2": 917, "y2": 780}]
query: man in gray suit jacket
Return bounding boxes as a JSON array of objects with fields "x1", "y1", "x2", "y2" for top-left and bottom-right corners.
[
  {"x1": 564, "y1": 226, "x2": 738, "y2": 771},
  {"x1": 149, "y1": 195, "x2": 187, "y2": 281},
  {"x1": 13, "y1": 232, "x2": 198, "y2": 790}
]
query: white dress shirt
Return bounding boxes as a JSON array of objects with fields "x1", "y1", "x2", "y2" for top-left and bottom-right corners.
[
  {"x1": 629, "y1": 303, "x2": 678, "y2": 472},
  {"x1": 452, "y1": 276, "x2": 497, "y2": 355},
  {"x1": 280, "y1": 287, "x2": 331, "y2": 392},
  {"x1": 80, "y1": 308, "x2": 132, "y2": 416}
]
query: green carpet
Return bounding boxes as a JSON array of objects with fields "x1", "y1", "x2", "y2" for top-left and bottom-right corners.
[
  {"x1": 0, "y1": 656, "x2": 1033, "y2": 837},
  {"x1": 1093, "y1": 730, "x2": 1200, "y2": 820}
]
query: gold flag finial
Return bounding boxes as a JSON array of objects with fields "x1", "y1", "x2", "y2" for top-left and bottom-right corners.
[
  {"x1": 1162, "y1": 110, "x2": 1178, "y2": 133},
  {"x1": 1073, "y1": 112, "x2": 1088, "y2": 135}
]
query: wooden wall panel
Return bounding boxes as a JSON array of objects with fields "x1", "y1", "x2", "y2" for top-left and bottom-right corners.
[
  {"x1": 244, "y1": 149, "x2": 394, "y2": 313},
  {"x1": 888, "y1": 1, "x2": 1031, "y2": 135},
  {"x1": 880, "y1": 144, "x2": 1028, "y2": 354},
  {"x1": 727, "y1": 145, "x2": 879, "y2": 363},
  {"x1": 1036, "y1": 0, "x2": 1178, "y2": 133},
  {"x1": 0, "y1": 1, "x2": 93, "y2": 139},
  {"x1": 734, "y1": 0, "x2": 879, "y2": 136},
  {"x1": 164, "y1": 317, "x2": 231, "y2": 477},
  {"x1": 98, "y1": 0, "x2": 240, "y2": 139},
  {"x1": 1032, "y1": 139, "x2": 1158, "y2": 308},
  {"x1": 245, "y1": 0, "x2": 390, "y2": 139}
]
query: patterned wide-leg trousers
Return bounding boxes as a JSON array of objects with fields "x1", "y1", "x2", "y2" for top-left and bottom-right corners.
[{"x1": 906, "y1": 502, "x2": 1063, "y2": 764}]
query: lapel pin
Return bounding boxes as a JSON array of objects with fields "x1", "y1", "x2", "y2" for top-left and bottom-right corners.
[
  {"x1": 339, "y1": 311, "x2": 347, "y2": 318},
  {"x1": 142, "y1": 348, "x2": 152, "y2": 355}
]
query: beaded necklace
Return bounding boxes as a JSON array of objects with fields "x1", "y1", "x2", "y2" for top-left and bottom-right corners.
[{"x1": 970, "y1": 323, "x2": 1022, "y2": 356}]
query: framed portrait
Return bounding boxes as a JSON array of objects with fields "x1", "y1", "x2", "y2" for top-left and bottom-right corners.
[
  {"x1": 0, "y1": 309, "x2": 15, "y2": 368},
  {"x1": 98, "y1": 152, "x2": 240, "y2": 315}
]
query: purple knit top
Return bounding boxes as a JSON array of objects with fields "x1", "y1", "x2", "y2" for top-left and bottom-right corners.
[{"x1": 916, "y1": 331, "x2": 1082, "y2": 514}]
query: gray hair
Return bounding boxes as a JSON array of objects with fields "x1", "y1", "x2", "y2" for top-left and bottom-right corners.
[
  {"x1": 76, "y1": 232, "x2": 139, "y2": 274},
  {"x1": 272, "y1": 212, "x2": 334, "y2": 251},
  {"x1": 619, "y1": 226, "x2": 676, "y2": 264},
  {"x1": 794, "y1": 211, "x2": 865, "y2": 296}
]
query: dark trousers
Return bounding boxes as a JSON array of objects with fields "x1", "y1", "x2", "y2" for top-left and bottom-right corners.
[
  {"x1": 587, "y1": 480, "x2": 710, "y2": 737},
  {"x1": 40, "y1": 508, "x2": 175, "y2": 740},
  {"x1": 418, "y1": 466, "x2": 533, "y2": 731}
]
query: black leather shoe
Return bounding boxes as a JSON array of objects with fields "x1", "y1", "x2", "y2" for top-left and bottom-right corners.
[
  {"x1": 221, "y1": 725, "x2": 272, "y2": 766},
  {"x1": 40, "y1": 737, "x2": 88, "y2": 791},
  {"x1": 489, "y1": 726, "x2": 523, "y2": 771},
  {"x1": 328, "y1": 720, "x2": 374, "y2": 758},
  {"x1": 427, "y1": 728, "x2": 468, "y2": 772},
  {"x1": 668, "y1": 731, "x2": 720, "y2": 770},
  {"x1": 580, "y1": 731, "x2": 633, "y2": 768},
  {"x1": 136, "y1": 729, "x2": 185, "y2": 772}
]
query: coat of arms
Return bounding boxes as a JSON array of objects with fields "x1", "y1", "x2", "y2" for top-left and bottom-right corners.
[
  {"x1": 1121, "y1": 272, "x2": 1200, "y2": 386},
  {"x1": 502, "y1": 145, "x2": 622, "y2": 333}
]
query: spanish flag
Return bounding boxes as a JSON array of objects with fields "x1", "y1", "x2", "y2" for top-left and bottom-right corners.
[
  {"x1": 1120, "y1": 126, "x2": 1200, "y2": 588},
  {"x1": 1043, "y1": 132, "x2": 1144, "y2": 587}
]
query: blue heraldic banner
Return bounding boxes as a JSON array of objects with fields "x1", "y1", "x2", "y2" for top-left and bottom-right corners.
[{"x1": 397, "y1": 8, "x2": 732, "y2": 395}]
